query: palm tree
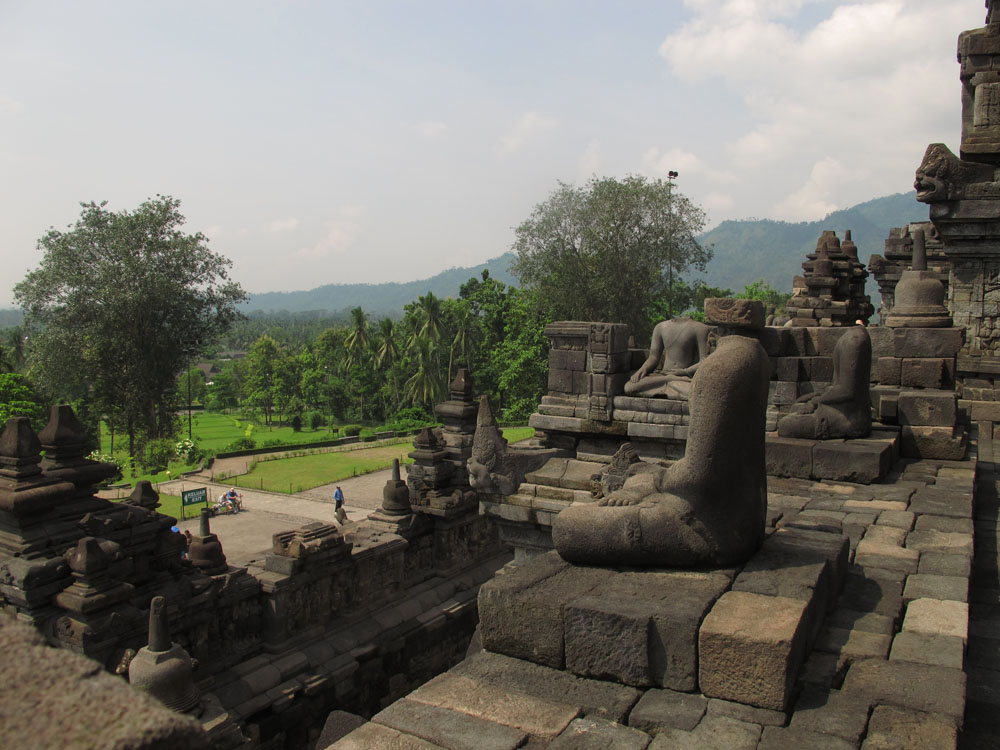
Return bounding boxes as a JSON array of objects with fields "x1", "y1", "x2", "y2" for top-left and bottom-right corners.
[
  {"x1": 449, "y1": 304, "x2": 476, "y2": 384},
  {"x1": 374, "y1": 317, "x2": 401, "y2": 411},
  {"x1": 344, "y1": 307, "x2": 371, "y2": 419},
  {"x1": 404, "y1": 336, "x2": 443, "y2": 410}
]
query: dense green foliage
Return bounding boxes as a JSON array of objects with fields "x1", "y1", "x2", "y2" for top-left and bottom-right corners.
[
  {"x1": 14, "y1": 197, "x2": 246, "y2": 458},
  {"x1": 0, "y1": 373, "x2": 46, "y2": 430},
  {"x1": 512, "y1": 175, "x2": 710, "y2": 342}
]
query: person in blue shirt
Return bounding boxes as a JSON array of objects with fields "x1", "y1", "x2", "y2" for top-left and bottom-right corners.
[{"x1": 333, "y1": 486, "x2": 346, "y2": 523}]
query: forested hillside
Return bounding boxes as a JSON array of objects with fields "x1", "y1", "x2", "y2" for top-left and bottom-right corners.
[
  {"x1": 243, "y1": 254, "x2": 518, "y2": 316},
  {"x1": 697, "y1": 192, "x2": 929, "y2": 294}
]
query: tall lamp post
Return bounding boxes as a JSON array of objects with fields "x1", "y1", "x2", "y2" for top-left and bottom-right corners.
[{"x1": 666, "y1": 170, "x2": 678, "y2": 318}]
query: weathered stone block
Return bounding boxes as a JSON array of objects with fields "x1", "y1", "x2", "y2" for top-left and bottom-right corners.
[
  {"x1": 765, "y1": 436, "x2": 814, "y2": 478},
  {"x1": 889, "y1": 631, "x2": 965, "y2": 670},
  {"x1": 649, "y1": 716, "x2": 762, "y2": 750},
  {"x1": 841, "y1": 660, "x2": 966, "y2": 727},
  {"x1": 548, "y1": 717, "x2": 651, "y2": 750},
  {"x1": 548, "y1": 369, "x2": 574, "y2": 393},
  {"x1": 775, "y1": 358, "x2": 803, "y2": 381},
  {"x1": 892, "y1": 328, "x2": 964, "y2": 358},
  {"x1": 900, "y1": 426, "x2": 965, "y2": 461},
  {"x1": 331, "y1": 722, "x2": 444, "y2": 749},
  {"x1": 853, "y1": 539, "x2": 919, "y2": 574},
  {"x1": 897, "y1": 391, "x2": 957, "y2": 426},
  {"x1": 628, "y1": 689, "x2": 707, "y2": 733},
  {"x1": 757, "y1": 726, "x2": 854, "y2": 750},
  {"x1": 863, "y1": 705, "x2": 957, "y2": 750},
  {"x1": 565, "y1": 570, "x2": 728, "y2": 691},
  {"x1": 903, "y1": 599, "x2": 968, "y2": 642},
  {"x1": 372, "y1": 698, "x2": 528, "y2": 749},
  {"x1": 478, "y1": 552, "x2": 601, "y2": 668},
  {"x1": 877, "y1": 357, "x2": 902, "y2": 385},
  {"x1": 918, "y1": 552, "x2": 971, "y2": 578},
  {"x1": 901, "y1": 358, "x2": 949, "y2": 389},
  {"x1": 812, "y1": 441, "x2": 890, "y2": 484},
  {"x1": 905, "y1": 530, "x2": 973, "y2": 557},
  {"x1": 908, "y1": 488, "x2": 973, "y2": 519},
  {"x1": 788, "y1": 688, "x2": 871, "y2": 744},
  {"x1": 406, "y1": 673, "x2": 579, "y2": 739},
  {"x1": 699, "y1": 591, "x2": 809, "y2": 711},
  {"x1": 770, "y1": 381, "x2": 798, "y2": 406},
  {"x1": 451, "y1": 651, "x2": 642, "y2": 724}
]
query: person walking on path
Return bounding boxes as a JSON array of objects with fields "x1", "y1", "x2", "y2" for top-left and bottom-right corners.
[{"x1": 334, "y1": 486, "x2": 347, "y2": 524}]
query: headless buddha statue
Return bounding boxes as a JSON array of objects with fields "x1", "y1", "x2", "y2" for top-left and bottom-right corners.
[
  {"x1": 625, "y1": 318, "x2": 712, "y2": 400},
  {"x1": 777, "y1": 326, "x2": 872, "y2": 440},
  {"x1": 553, "y1": 318, "x2": 770, "y2": 567}
]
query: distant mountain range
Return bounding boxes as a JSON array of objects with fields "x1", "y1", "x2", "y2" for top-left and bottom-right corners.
[
  {"x1": 243, "y1": 255, "x2": 520, "y2": 317},
  {"x1": 0, "y1": 192, "x2": 930, "y2": 325},
  {"x1": 698, "y1": 191, "x2": 929, "y2": 295}
]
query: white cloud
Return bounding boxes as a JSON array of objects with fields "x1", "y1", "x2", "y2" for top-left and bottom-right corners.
[
  {"x1": 295, "y1": 207, "x2": 363, "y2": 260},
  {"x1": 204, "y1": 224, "x2": 224, "y2": 238},
  {"x1": 266, "y1": 217, "x2": 299, "y2": 232},
  {"x1": 416, "y1": 120, "x2": 449, "y2": 136},
  {"x1": 0, "y1": 95, "x2": 24, "y2": 114},
  {"x1": 774, "y1": 157, "x2": 851, "y2": 221},
  {"x1": 577, "y1": 139, "x2": 602, "y2": 180},
  {"x1": 701, "y1": 191, "x2": 736, "y2": 221},
  {"x1": 498, "y1": 111, "x2": 558, "y2": 154},
  {"x1": 659, "y1": 1, "x2": 984, "y2": 221}
]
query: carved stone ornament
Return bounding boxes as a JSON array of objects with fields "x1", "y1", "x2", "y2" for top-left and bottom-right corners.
[
  {"x1": 704, "y1": 298, "x2": 765, "y2": 330},
  {"x1": 914, "y1": 143, "x2": 996, "y2": 203}
]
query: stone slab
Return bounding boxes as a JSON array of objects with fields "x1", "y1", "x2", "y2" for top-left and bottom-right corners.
[
  {"x1": 854, "y1": 539, "x2": 919, "y2": 574},
  {"x1": 812, "y1": 441, "x2": 891, "y2": 484},
  {"x1": 450, "y1": 651, "x2": 641, "y2": 724},
  {"x1": 902, "y1": 574, "x2": 968, "y2": 603},
  {"x1": 889, "y1": 631, "x2": 965, "y2": 670},
  {"x1": 892, "y1": 328, "x2": 964, "y2": 358},
  {"x1": 908, "y1": 489, "x2": 973, "y2": 519},
  {"x1": 862, "y1": 705, "x2": 957, "y2": 750},
  {"x1": 548, "y1": 717, "x2": 651, "y2": 750},
  {"x1": 757, "y1": 725, "x2": 854, "y2": 750},
  {"x1": 841, "y1": 660, "x2": 966, "y2": 727},
  {"x1": 765, "y1": 436, "x2": 814, "y2": 479},
  {"x1": 903, "y1": 598, "x2": 968, "y2": 642},
  {"x1": 918, "y1": 552, "x2": 971, "y2": 578},
  {"x1": 373, "y1": 699, "x2": 527, "y2": 750},
  {"x1": 405, "y1": 673, "x2": 578, "y2": 738},
  {"x1": 329, "y1": 722, "x2": 446, "y2": 749},
  {"x1": 628, "y1": 689, "x2": 708, "y2": 734},
  {"x1": 905, "y1": 530, "x2": 973, "y2": 556},
  {"x1": 788, "y1": 688, "x2": 871, "y2": 744},
  {"x1": 647, "y1": 716, "x2": 762, "y2": 750},
  {"x1": 900, "y1": 426, "x2": 966, "y2": 461},
  {"x1": 564, "y1": 570, "x2": 730, "y2": 691},
  {"x1": 699, "y1": 591, "x2": 809, "y2": 711},
  {"x1": 477, "y1": 552, "x2": 601, "y2": 668}
]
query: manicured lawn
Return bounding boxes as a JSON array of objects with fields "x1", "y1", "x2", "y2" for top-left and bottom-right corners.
[{"x1": 228, "y1": 427, "x2": 535, "y2": 495}]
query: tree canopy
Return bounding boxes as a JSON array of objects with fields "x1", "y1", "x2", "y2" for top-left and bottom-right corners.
[
  {"x1": 14, "y1": 196, "x2": 246, "y2": 456},
  {"x1": 511, "y1": 174, "x2": 711, "y2": 341}
]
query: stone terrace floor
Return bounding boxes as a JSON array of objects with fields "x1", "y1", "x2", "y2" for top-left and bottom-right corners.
[
  {"x1": 328, "y1": 438, "x2": 993, "y2": 749},
  {"x1": 961, "y1": 428, "x2": 1000, "y2": 748}
]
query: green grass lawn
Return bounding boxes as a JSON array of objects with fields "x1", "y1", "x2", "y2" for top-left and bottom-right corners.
[{"x1": 228, "y1": 426, "x2": 535, "y2": 495}]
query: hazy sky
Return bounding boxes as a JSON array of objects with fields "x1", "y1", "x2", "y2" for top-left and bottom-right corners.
[{"x1": 0, "y1": 1, "x2": 986, "y2": 306}]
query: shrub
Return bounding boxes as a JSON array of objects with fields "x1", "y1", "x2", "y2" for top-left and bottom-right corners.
[
  {"x1": 174, "y1": 439, "x2": 198, "y2": 463},
  {"x1": 341, "y1": 424, "x2": 362, "y2": 437},
  {"x1": 87, "y1": 450, "x2": 125, "y2": 481},
  {"x1": 307, "y1": 411, "x2": 324, "y2": 430},
  {"x1": 142, "y1": 438, "x2": 174, "y2": 471},
  {"x1": 291, "y1": 415, "x2": 302, "y2": 432},
  {"x1": 223, "y1": 437, "x2": 256, "y2": 452}
]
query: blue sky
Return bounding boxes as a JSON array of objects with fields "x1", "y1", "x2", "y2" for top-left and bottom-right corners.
[{"x1": 0, "y1": 1, "x2": 987, "y2": 305}]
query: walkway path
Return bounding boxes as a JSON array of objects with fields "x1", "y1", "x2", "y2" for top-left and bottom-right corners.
[{"x1": 154, "y1": 468, "x2": 395, "y2": 568}]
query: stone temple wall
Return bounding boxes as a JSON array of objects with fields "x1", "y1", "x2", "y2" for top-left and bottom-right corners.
[{"x1": 0, "y1": 402, "x2": 507, "y2": 750}]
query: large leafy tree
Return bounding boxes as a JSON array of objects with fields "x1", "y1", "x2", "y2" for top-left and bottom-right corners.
[
  {"x1": 0, "y1": 372, "x2": 47, "y2": 430},
  {"x1": 14, "y1": 197, "x2": 246, "y2": 456},
  {"x1": 512, "y1": 174, "x2": 711, "y2": 341}
]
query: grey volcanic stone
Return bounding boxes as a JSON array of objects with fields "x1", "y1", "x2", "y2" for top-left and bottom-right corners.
[
  {"x1": 648, "y1": 716, "x2": 761, "y2": 750},
  {"x1": 450, "y1": 651, "x2": 641, "y2": 723},
  {"x1": 629, "y1": 689, "x2": 708, "y2": 733},
  {"x1": 699, "y1": 591, "x2": 809, "y2": 711},
  {"x1": 863, "y1": 705, "x2": 957, "y2": 750},
  {"x1": 316, "y1": 711, "x2": 368, "y2": 749},
  {"x1": 548, "y1": 717, "x2": 651, "y2": 750},
  {"x1": 554, "y1": 333, "x2": 770, "y2": 567},
  {"x1": 841, "y1": 659, "x2": 966, "y2": 726},
  {"x1": 373, "y1": 699, "x2": 526, "y2": 750},
  {"x1": 477, "y1": 552, "x2": 601, "y2": 668},
  {"x1": 757, "y1": 726, "x2": 854, "y2": 750}
]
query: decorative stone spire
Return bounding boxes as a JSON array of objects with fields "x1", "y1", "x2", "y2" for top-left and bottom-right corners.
[
  {"x1": 381, "y1": 459, "x2": 411, "y2": 516},
  {"x1": 187, "y1": 508, "x2": 228, "y2": 575},
  {"x1": 126, "y1": 480, "x2": 161, "y2": 511},
  {"x1": 128, "y1": 596, "x2": 200, "y2": 713},
  {"x1": 38, "y1": 405, "x2": 118, "y2": 488},
  {"x1": 886, "y1": 229, "x2": 952, "y2": 328}
]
